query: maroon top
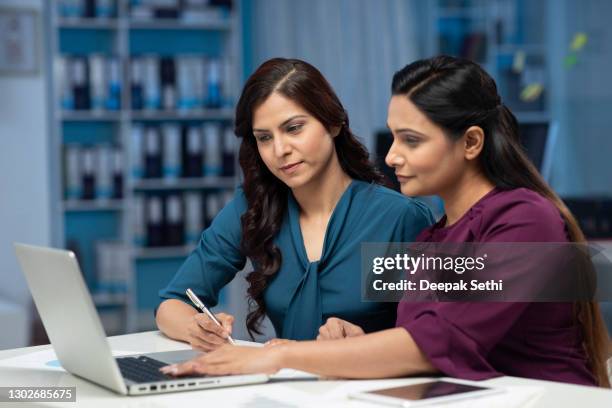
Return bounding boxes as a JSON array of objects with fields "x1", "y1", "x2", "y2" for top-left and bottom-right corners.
[{"x1": 396, "y1": 187, "x2": 596, "y2": 386}]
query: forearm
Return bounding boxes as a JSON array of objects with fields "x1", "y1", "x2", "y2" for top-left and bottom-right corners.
[
  {"x1": 156, "y1": 299, "x2": 198, "y2": 342},
  {"x1": 277, "y1": 327, "x2": 437, "y2": 379}
]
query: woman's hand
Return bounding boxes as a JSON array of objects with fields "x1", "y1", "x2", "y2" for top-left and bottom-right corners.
[
  {"x1": 317, "y1": 317, "x2": 365, "y2": 340},
  {"x1": 160, "y1": 345, "x2": 283, "y2": 376},
  {"x1": 186, "y1": 312, "x2": 234, "y2": 352}
]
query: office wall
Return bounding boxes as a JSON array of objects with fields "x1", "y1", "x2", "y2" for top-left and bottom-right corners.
[
  {"x1": 0, "y1": 0, "x2": 50, "y2": 347},
  {"x1": 548, "y1": 0, "x2": 612, "y2": 196},
  {"x1": 243, "y1": 0, "x2": 420, "y2": 152}
]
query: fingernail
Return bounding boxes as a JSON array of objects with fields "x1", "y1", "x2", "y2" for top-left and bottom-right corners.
[{"x1": 160, "y1": 365, "x2": 177, "y2": 374}]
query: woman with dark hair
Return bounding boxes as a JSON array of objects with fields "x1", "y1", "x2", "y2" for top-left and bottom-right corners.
[
  {"x1": 163, "y1": 56, "x2": 610, "y2": 387},
  {"x1": 156, "y1": 58, "x2": 433, "y2": 348}
]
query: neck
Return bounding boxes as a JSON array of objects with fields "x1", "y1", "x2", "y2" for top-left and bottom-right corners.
[
  {"x1": 291, "y1": 154, "x2": 352, "y2": 219},
  {"x1": 440, "y1": 168, "x2": 495, "y2": 227}
]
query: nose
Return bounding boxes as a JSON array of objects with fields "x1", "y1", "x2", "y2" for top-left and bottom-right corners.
[
  {"x1": 385, "y1": 139, "x2": 404, "y2": 169},
  {"x1": 273, "y1": 134, "x2": 291, "y2": 158}
]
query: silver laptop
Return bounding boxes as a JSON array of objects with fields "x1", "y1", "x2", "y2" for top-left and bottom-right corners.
[{"x1": 14, "y1": 243, "x2": 269, "y2": 395}]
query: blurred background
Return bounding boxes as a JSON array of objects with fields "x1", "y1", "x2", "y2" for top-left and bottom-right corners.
[{"x1": 0, "y1": 0, "x2": 611, "y2": 349}]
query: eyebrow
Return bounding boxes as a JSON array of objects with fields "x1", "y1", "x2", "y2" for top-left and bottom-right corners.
[
  {"x1": 253, "y1": 115, "x2": 308, "y2": 133},
  {"x1": 386, "y1": 124, "x2": 427, "y2": 137}
]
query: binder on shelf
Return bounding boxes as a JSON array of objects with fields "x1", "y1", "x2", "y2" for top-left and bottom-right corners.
[
  {"x1": 222, "y1": 126, "x2": 236, "y2": 176},
  {"x1": 205, "y1": 58, "x2": 222, "y2": 108},
  {"x1": 130, "y1": 124, "x2": 144, "y2": 178},
  {"x1": 65, "y1": 145, "x2": 82, "y2": 200},
  {"x1": 130, "y1": 57, "x2": 145, "y2": 110},
  {"x1": 162, "y1": 123, "x2": 181, "y2": 179},
  {"x1": 143, "y1": 56, "x2": 161, "y2": 110},
  {"x1": 57, "y1": 0, "x2": 85, "y2": 19},
  {"x1": 184, "y1": 125, "x2": 203, "y2": 177},
  {"x1": 90, "y1": 54, "x2": 106, "y2": 111},
  {"x1": 146, "y1": 195, "x2": 164, "y2": 247},
  {"x1": 95, "y1": 0, "x2": 116, "y2": 19},
  {"x1": 160, "y1": 57, "x2": 177, "y2": 110},
  {"x1": 111, "y1": 148, "x2": 123, "y2": 199},
  {"x1": 184, "y1": 192, "x2": 203, "y2": 244},
  {"x1": 193, "y1": 57, "x2": 205, "y2": 108},
  {"x1": 71, "y1": 57, "x2": 91, "y2": 110},
  {"x1": 165, "y1": 194, "x2": 184, "y2": 246},
  {"x1": 107, "y1": 57, "x2": 121, "y2": 110},
  {"x1": 57, "y1": 57, "x2": 74, "y2": 110},
  {"x1": 144, "y1": 126, "x2": 163, "y2": 178},
  {"x1": 177, "y1": 56, "x2": 200, "y2": 110},
  {"x1": 95, "y1": 240, "x2": 131, "y2": 298},
  {"x1": 221, "y1": 58, "x2": 234, "y2": 108},
  {"x1": 95, "y1": 144, "x2": 113, "y2": 199},
  {"x1": 132, "y1": 195, "x2": 146, "y2": 246},
  {"x1": 81, "y1": 147, "x2": 96, "y2": 200},
  {"x1": 203, "y1": 122, "x2": 222, "y2": 176}
]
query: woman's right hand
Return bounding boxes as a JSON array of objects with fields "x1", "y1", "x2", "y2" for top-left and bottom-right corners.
[
  {"x1": 186, "y1": 312, "x2": 235, "y2": 352},
  {"x1": 316, "y1": 317, "x2": 365, "y2": 340}
]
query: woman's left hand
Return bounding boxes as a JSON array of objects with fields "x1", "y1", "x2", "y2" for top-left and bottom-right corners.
[{"x1": 160, "y1": 345, "x2": 283, "y2": 377}]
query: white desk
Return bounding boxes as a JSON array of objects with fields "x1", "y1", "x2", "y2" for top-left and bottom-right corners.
[{"x1": 0, "y1": 331, "x2": 611, "y2": 407}]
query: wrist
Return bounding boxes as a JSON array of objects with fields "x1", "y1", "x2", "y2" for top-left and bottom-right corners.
[{"x1": 273, "y1": 343, "x2": 293, "y2": 371}]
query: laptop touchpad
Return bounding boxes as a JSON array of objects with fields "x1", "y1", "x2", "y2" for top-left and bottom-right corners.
[{"x1": 144, "y1": 349, "x2": 203, "y2": 364}]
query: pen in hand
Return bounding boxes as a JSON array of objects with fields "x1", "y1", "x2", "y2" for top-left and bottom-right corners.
[{"x1": 186, "y1": 288, "x2": 236, "y2": 345}]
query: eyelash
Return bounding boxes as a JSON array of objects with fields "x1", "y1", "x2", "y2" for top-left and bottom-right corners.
[
  {"x1": 255, "y1": 123, "x2": 304, "y2": 142},
  {"x1": 287, "y1": 123, "x2": 303, "y2": 133},
  {"x1": 401, "y1": 136, "x2": 421, "y2": 146}
]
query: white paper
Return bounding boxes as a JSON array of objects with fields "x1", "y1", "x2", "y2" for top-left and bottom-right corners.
[{"x1": 0, "y1": 349, "x2": 136, "y2": 372}]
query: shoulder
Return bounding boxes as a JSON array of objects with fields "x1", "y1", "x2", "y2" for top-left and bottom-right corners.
[
  {"x1": 211, "y1": 186, "x2": 248, "y2": 225},
  {"x1": 354, "y1": 181, "x2": 435, "y2": 222},
  {"x1": 477, "y1": 188, "x2": 567, "y2": 242},
  {"x1": 228, "y1": 185, "x2": 248, "y2": 213}
]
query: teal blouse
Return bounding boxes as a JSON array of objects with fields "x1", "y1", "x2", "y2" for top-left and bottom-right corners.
[{"x1": 159, "y1": 180, "x2": 433, "y2": 340}]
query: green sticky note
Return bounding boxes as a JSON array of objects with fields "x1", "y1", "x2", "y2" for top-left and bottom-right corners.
[
  {"x1": 564, "y1": 54, "x2": 578, "y2": 68},
  {"x1": 512, "y1": 50, "x2": 526, "y2": 73},
  {"x1": 570, "y1": 32, "x2": 588, "y2": 51},
  {"x1": 520, "y1": 83, "x2": 544, "y2": 102}
]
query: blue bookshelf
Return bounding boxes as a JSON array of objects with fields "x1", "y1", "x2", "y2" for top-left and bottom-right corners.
[{"x1": 49, "y1": 0, "x2": 242, "y2": 333}]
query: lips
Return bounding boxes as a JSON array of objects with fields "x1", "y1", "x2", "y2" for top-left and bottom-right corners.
[
  {"x1": 280, "y1": 161, "x2": 303, "y2": 172},
  {"x1": 395, "y1": 174, "x2": 415, "y2": 182}
]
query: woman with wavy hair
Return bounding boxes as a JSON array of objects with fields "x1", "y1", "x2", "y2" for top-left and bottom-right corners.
[
  {"x1": 163, "y1": 56, "x2": 610, "y2": 387},
  {"x1": 156, "y1": 58, "x2": 433, "y2": 349}
]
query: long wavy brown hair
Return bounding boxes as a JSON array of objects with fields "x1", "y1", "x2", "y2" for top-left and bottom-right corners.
[
  {"x1": 391, "y1": 55, "x2": 610, "y2": 387},
  {"x1": 234, "y1": 58, "x2": 385, "y2": 337}
]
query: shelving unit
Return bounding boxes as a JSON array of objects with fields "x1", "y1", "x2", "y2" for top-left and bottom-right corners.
[
  {"x1": 62, "y1": 199, "x2": 125, "y2": 212},
  {"x1": 133, "y1": 245, "x2": 196, "y2": 260},
  {"x1": 48, "y1": 0, "x2": 242, "y2": 334},
  {"x1": 129, "y1": 20, "x2": 231, "y2": 31},
  {"x1": 129, "y1": 108, "x2": 234, "y2": 121},
  {"x1": 132, "y1": 176, "x2": 236, "y2": 191},
  {"x1": 426, "y1": 0, "x2": 550, "y2": 122}
]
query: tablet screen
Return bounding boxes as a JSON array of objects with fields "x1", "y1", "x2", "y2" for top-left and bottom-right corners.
[{"x1": 367, "y1": 381, "x2": 490, "y2": 401}]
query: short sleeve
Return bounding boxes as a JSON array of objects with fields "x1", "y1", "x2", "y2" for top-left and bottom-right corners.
[{"x1": 157, "y1": 187, "x2": 248, "y2": 310}]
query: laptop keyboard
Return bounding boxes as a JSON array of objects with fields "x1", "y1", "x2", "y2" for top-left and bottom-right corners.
[{"x1": 116, "y1": 356, "x2": 178, "y2": 383}]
